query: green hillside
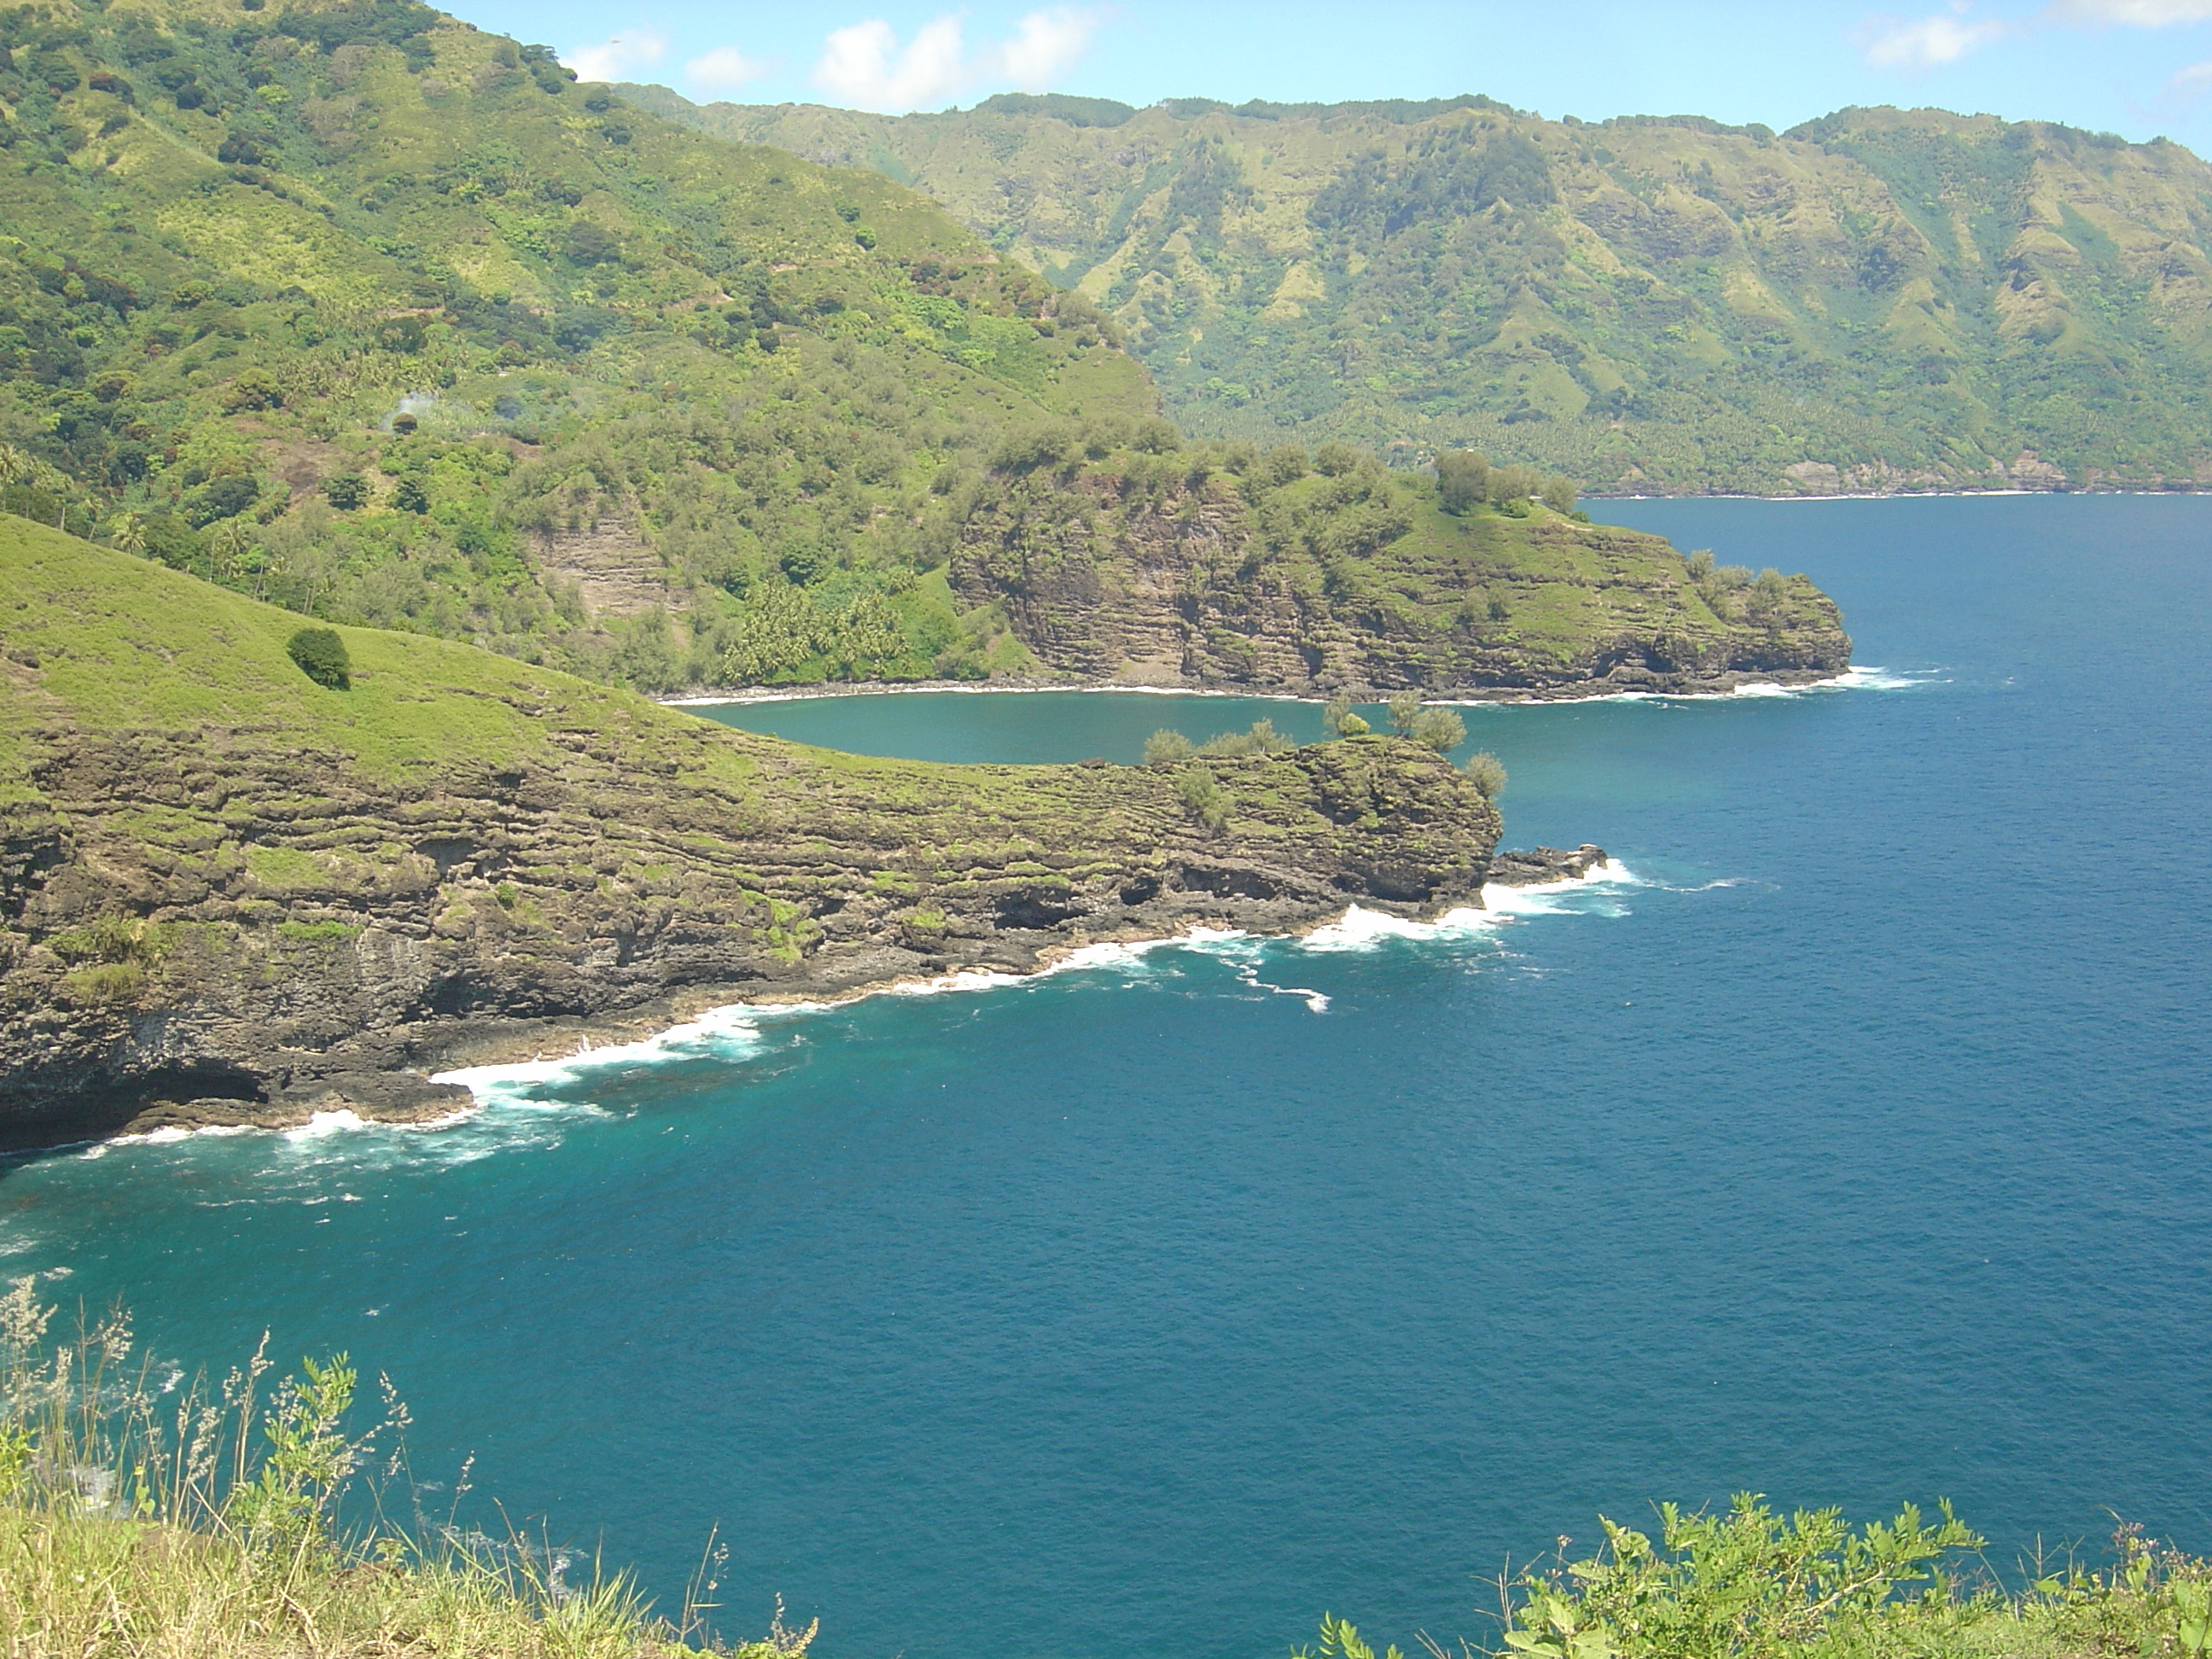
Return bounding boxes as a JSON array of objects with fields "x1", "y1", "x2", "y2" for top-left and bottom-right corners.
[
  {"x1": 0, "y1": 514, "x2": 1500, "y2": 1140},
  {"x1": 635, "y1": 88, "x2": 2212, "y2": 494},
  {"x1": 0, "y1": 0, "x2": 1155, "y2": 685},
  {"x1": 0, "y1": 0, "x2": 1850, "y2": 696}
]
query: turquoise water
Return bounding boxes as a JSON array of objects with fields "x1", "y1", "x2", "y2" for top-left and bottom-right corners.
[{"x1": 4, "y1": 496, "x2": 2209, "y2": 1658}]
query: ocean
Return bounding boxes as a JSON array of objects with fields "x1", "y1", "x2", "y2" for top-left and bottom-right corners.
[{"x1": 3, "y1": 495, "x2": 2206, "y2": 1658}]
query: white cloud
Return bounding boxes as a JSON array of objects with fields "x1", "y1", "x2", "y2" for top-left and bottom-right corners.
[
  {"x1": 2046, "y1": 0, "x2": 2212, "y2": 23},
  {"x1": 990, "y1": 7, "x2": 1101, "y2": 90},
  {"x1": 2164, "y1": 55, "x2": 2212, "y2": 96},
  {"x1": 563, "y1": 31, "x2": 666, "y2": 84},
  {"x1": 1861, "y1": 10, "x2": 2012, "y2": 67},
  {"x1": 685, "y1": 45, "x2": 769, "y2": 94},
  {"x1": 816, "y1": 15, "x2": 969, "y2": 110},
  {"x1": 813, "y1": 9, "x2": 1104, "y2": 112}
]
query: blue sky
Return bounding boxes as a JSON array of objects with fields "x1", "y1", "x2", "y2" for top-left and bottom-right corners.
[{"x1": 437, "y1": 0, "x2": 2212, "y2": 149}]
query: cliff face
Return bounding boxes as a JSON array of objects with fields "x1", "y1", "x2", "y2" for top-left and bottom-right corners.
[
  {"x1": 0, "y1": 521, "x2": 1499, "y2": 1148},
  {"x1": 948, "y1": 465, "x2": 1851, "y2": 696}
]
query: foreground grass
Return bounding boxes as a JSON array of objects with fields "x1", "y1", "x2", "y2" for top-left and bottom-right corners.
[
  {"x1": 0, "y1": 1281, "x2": 804, "y2": 1658},
  {"x1": 0, "y1": 1508, "x2": 814, "y2": 1659},
  {"x1": 8, "y1": 1274, "x2": 2203, "y2": 1659}
]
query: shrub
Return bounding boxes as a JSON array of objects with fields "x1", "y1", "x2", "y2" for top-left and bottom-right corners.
[
  {"x1": 287, "y1": 626, "x2": 352, "y2": 690},
  {"x1": 63, "y1": 962, "x2": 144, "y2": 1002},
  {"x1": 1407, "y1": 706, "x2": 1465, "y2": 753},
  {"x1": 1196, "y1": 719, "x2": 1294, "y2": 758},
  {"x1": 1143, "y1": 729, "x2": 1195, "y2": 765},
  {"x1": 1464, "y1": 750, "x2": 1507, "y2": 798},
  {"x1": 323, "y1": 472, "x2": 370, "y2": 510},
  {"x1": 1322, "y1": 696, "x2": 1371, "y2": 737},
  {"x1": 1436, "y1": 448, "x2": 1490, "y2": 514},
  {"x1": 1173, "y1": 765, "x2": 1228, "y2": 830},
  {"x1": 1313, "y1": 442, "x2": 1361, "y2": 477}
]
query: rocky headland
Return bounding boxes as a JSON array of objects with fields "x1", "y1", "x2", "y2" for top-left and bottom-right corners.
[{"x1": 0, "y1": 521, "x2": 1557, "y2": 1150}]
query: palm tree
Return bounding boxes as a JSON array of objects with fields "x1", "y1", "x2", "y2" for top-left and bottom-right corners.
[
  {"x1": 209, "y1": 518, "x2": 254, "y2": 580},
  {"x1": 109, "y1": 514, "x2": 148, "y2": 556}
]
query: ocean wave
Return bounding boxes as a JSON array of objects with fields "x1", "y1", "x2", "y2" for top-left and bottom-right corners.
[{"x1": 1299, "y1": 859, "x2": 1639, "y2": 952}]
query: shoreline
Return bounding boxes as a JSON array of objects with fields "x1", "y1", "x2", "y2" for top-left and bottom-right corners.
[
  {"x1": 73, "y1": 861, "x2": 1636, "y2": 1155},
  {"x1": 1596, "y1": 485, "x2": 2207, "y2": 502},
  {"x1": 664, "y1": 667, "x2": 1863, "y2": 711}
]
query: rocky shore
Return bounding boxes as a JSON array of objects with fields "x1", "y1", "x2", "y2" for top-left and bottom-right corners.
[{"x1": 0, "y1": 522, "x2": 1526, "y2": 1150}]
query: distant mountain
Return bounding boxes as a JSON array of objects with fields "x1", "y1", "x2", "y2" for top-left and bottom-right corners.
[
  {"x1": 0, "y1": 0, "x2": 1843, "y2": 701},
  {"x1": 629, "y1": 87, "x2": 2212, "y2": 495}
]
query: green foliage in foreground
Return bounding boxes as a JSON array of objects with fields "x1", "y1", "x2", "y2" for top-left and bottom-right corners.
[
  {"x1": 0, "y1": 1277, "x2": 807, "y2": 1657},
  {"x1": 643, "y1": 89, "x2": 2212, "y2": 493},
  {"x1": 8, "y1": 1271, "x2": 2207, "y2": 1659},
  {"x1": 1301, "y1": 1493, "x2": 2212, "y2": 1659}
]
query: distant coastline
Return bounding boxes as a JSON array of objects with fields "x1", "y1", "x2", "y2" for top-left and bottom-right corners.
[{"x1": 664, "y1": 667, "x2": 1854, "y2": 710}]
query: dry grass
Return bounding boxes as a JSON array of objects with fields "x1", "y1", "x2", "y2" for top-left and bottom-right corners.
[{"x1": 0, "y1": 1279, "x2": 807, "y2": 1659}]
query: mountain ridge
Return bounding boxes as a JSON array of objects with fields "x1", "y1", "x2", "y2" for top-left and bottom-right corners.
[{"x1": 629, "y1": 84, "x2": 2212, "y2": 495}]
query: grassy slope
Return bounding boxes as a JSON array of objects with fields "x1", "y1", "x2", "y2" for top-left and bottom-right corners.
[{"x1": 634, "y1": 89, "x2": 2212, "y2": 494}]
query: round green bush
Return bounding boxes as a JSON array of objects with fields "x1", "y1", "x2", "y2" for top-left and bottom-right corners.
[{"x1": 285, "y1": 626, "x2": 351, "y2": 690}]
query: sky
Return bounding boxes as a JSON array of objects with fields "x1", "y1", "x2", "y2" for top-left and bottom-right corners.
[{"x1": 434, "y1": 0, "x2": 2212, "y2": 151}]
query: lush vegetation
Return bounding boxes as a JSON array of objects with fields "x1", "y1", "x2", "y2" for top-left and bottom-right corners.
[
  {"x1": 0, "y1": 0, "x2": 1851, "y2": 701},
  {"x1": 639, "y1": 89, "x2": 2212, "y2": 494},
  {"x1": 936, "y1": 434, "x2": 1846, "y2": 693},
  {"x1": 1299, "y1": 1495, "x2": 2212, "y2": 1659},
  {"x1": 0, "y1": 0, "x2": 1154, "y2": 690}
]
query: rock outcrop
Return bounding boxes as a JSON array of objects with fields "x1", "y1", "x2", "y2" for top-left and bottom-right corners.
[
  {"x1": 0, "y1": 521, "x2": 1511, "y2": 1149},
  {"x1": 948, "y1": 469, "x2": 1852, "y2": 698}
]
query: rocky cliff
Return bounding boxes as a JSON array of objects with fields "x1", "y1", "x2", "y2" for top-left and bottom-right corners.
[
  {"x1": 0, "y1": 520, "x2": 1504, "y2": 1149},
  {"x1": 946, "y1": 459, "x2": 1850, "y2": 696}
]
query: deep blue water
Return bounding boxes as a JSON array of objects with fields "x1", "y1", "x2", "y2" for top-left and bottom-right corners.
[{"x1": 4, "y1": 497, "x2": 2209, "y2": 1659}]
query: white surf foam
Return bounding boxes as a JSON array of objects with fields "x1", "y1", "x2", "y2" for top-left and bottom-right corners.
[{"x1": 1300, "y1": 860, "x2": 1639, "y2": 952}]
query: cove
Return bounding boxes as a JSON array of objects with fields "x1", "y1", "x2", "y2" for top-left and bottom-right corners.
[{"x1": 2, "y1": 495, "x2": 2207, "y2": 1659}]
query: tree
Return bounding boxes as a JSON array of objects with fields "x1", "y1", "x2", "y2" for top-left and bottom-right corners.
[
  {"x1": 1322, "y1": 696, "x2": 1370, "y2": 737},
  {"x1": 1143, "y1": 730, "x2": 1196, "y2": 765},
  {"x1": 1173, "y1": 765, "x2": 1228, "y2": 830},
  {"x1": 285, "y1": 626, "x2": 352, "y2": 690},
  {"x1": 1749, "y1": 567, "x2": 1790, "y2": 623},
  {"x1": 1409, "y1": 706, "x2": 1466, "y2": 752},
  {"x1": 108, "y1": 515, "x2": 148, "y2": 556},
  {"x1": 1464, "y1": 750, "x2": 1507, "y2": 798},
  {"x1": 1488, "y1": 463, "x2": 1544, "y2": 509},
  {"x1": 1541, "y1": 474, "x2": 1578, "y2": 515},
  {"x1": 323, "y1": 473, "x2": 369, "y2": 510},
  {"x1": 1386, "y1": 690, "x2": 1423, "y2": 736},
  {"x1": 1436, "y1": 449, "x2": 1490, "y2": 514},
  {"x1": 209, "y1": 519, "x2": 256, "y2": 580}
]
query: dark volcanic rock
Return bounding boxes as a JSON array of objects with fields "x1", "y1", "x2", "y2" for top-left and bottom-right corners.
[
  {"x1": 1487, "y1": 844, "x2": 1610, "y2": 886},
  {"x1": 0, "y1": 726, "x2": 1500, "y2": 1150}
]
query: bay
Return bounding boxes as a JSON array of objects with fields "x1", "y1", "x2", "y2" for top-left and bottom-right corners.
[{"x1": 3, "y1": 496, "x2": 2208, "y2": 1659}]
